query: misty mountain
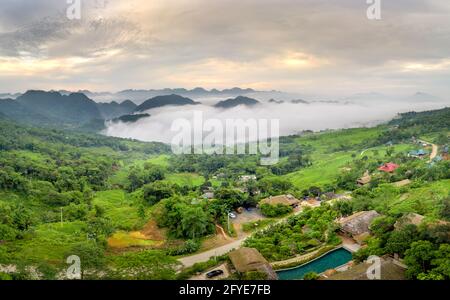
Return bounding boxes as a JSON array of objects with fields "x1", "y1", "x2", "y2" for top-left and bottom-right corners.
[
  {"x1": 405, "y1": 92, "x2": 442, "y2": 102},
  {"x1": 97, "y1": 100, "x2": 137, "y2": 119},
  {"x1": 16, "y1": 91, "x2": 102, "y2": 124},
  {"x1": 0, "y1": 92, "x2": 21, "y2": 99},
  {"x1": 0, "y1": 98, "x2": 54, "y2": 125},
  {"x1": 291, "y1": 99, "x2": 309, "y2": 104},
  {"x1": 134, "y1": 94, "x2": 199, "y2": 112},
  {"x1": 269, "y1": 99, "x2": 285, "y2": 104},
  {"x1": 214, "y1": 96, "x2": 260, "y2": 109},
  {"x1": 112, "y1": 113, "x2": 150, "y2": 123},
  {"x1": 77, "y1": 88, "x2": 257, "y2": 103}
]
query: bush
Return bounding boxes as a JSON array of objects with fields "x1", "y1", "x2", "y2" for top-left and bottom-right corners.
[
  {"x1": 260, "y1": 204, "x2": 292, "y2": 217},
  {"x1": 303, "y1": 272, "x2": 319, "y2": 280},
  {"x1": 167, "y1": 239, "x2": 201, "y2": 256},
  {"x1": 0, "y1": 224, "x2": 17, "y2": 241}
]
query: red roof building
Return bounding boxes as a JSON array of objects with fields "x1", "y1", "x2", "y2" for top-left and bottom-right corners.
[{"x1": 378, "y1": 162, "x2": 399, "y2": 173}]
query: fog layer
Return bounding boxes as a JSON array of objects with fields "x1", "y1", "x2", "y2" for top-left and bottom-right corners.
[{"x1": 104, "y1": 99, "x2": 449, "y2": 144}]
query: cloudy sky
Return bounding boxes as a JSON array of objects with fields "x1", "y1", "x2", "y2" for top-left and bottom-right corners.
[{"x1": 1, "y1": 0, "x2": 450, "y2": 97}]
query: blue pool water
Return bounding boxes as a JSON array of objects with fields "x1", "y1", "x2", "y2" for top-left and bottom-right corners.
[{"x1": 276, "y1": 248, "x2": 352, "y2": 280}]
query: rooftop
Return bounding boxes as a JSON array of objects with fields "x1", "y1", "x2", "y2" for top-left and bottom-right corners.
[
  {"x1": 326, "y1": 257, "x2": 406, "y2": 280},
  {"x1": 228, "y1": 247, "x2": 278, "y2": 279},
  {"x1": 394, "y1": 213, "x2": 424, "y2": 229},
  {"x1": 338, "y1": 210, "x2": 381, "y2": 237},
  {"x1": 260, "y1": 194, "x2": 300, "y2": 207},
  {"x1": 378, "y1": 162, "x2": 399, "y2": 173}
]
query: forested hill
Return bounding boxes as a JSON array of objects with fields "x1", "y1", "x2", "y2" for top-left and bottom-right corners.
[
  {"x1": 375, "y1": 107, "x2": 450, "y2": 145},
  {"x1": 0, "y1": 117, "x2": 170, "y2": 154},
  {"x1": 389, "y1": 107, "x2": 450, "y2": 130}
]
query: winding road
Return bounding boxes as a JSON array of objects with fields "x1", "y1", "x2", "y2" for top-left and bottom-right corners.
[{"x1": 178, "y1": 209, "x2": 304, "y2": 268}]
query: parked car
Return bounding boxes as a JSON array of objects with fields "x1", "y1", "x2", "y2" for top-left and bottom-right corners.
[
  {"x1": 228, "y1": 212, "x2": 237, "y2": 219},
  {"x1": 206, "y1": 269, "x2": 224, "y2": 278}
]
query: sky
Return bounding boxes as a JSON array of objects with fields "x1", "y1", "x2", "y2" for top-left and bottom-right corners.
[{"x1": 1, "y1": 0, "x2": 450, "y2": 97}]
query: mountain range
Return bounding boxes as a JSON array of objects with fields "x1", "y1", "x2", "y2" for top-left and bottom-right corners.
[
  {"x1": 0, "y1": 89, "x2": 446, "y2": 133},
  {"x1": 0, "y1": 91, "x2": 135, "y2": 129},
  {"x1": 54, "y1": 87, "x2": 260, "y2": 103},
  {"x1": 134, "y1": 94, "x2": 199, "y2": 112},
  {"x1": 214, "y1": 96, "x2": 260, "y2": 108}
]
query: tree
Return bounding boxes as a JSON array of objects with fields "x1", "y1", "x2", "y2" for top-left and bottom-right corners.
[
  {"x1": 404, "y1": 240, "x2": 435, "y2": 279},
  {"x1": 369, "y1": 216, "x2": 396, "y2": 237},
  {"x1": 385, "y1": 225, "x2": 418, "y2": 256},
  {"x1": 334, "y1": 200, "x2": 353, "y2": 217},
  {"x1": 260, "y1": 204, "x2": 292, "y2": 217},
  {"x1": 143, "y1": 181, "x2": 175, "y2": 205},
  {"x1": 180, "y1": 206, "x2": 211, "y2": 239},
  {"x1": 215, "y1": 188, "x2": 244, "y2": 208},
  {"x1": 155, "y1": 197, "x2": 214, "y2": 239}
]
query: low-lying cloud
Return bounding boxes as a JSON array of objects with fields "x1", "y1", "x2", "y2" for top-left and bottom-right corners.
[{"x1": 104, "y1": 98, "x2": 449, "y2": 144}]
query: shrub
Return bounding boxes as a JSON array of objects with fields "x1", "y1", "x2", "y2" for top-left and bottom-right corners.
[{"x1": 260, "y1": 204, "x2": 292, "y2": 217}]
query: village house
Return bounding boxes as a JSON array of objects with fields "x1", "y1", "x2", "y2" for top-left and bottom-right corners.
[
  {"x1": 357, "y1": 170, "x2": 372, "y2": 186},
  {"x1": 394, "y1": 213, "x2": 425, "y2": 230},
  {"x1": 408, "y1": 149, "x2": 429, "y2": 158},
  {"x1": 300, "y1": 198, "x2": 321, "y2": 208},
  {"x1": 325, "y1": 256, "x2": 406, "y2": 280},
  {"x1": 378, "y1": 162, "x2": 399, "y2": 173},
  {"x1": 259, "y1": 194, "x2": 301, "y2": 208},
  {"x1": 228, "y1": 247, "x2": 278, "y2": 280},
  {"x1": 338, "y1": 210, "x2": 381, "y2": 245}
]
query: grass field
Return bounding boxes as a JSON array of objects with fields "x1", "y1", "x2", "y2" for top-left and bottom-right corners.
[
  {"x1": 92, "y1": 190, "x2": 146, "y2": 231},
  {"x1": 11, "y1": 221, "x2": 87, "y2": 264},
  {"x1": 107, "y1": 231, "x2": 161, "y2": 248},
  {"x1": 282, "y1": 126, "x2": 416, "y2": 190},
  {"x1": 164, "y1": 173, "x2": 205, "y2": 187},
  {"x1": 388, "y1": 179, "x2": 450, "y2": 217}
]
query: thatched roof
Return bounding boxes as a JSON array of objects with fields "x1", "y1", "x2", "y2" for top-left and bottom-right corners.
[
  {"x1": 357, "y1": 171, "x2": 372, "y2": 185},
  {"x1": 394, "y1": 213, "x2": 424, "y2": 229},
  {"x1": 392, "y1": 179, "x2": 411, "y2": 187},
  {"x1": 228, "y1": 247, "x2": 278, "y2": 279},
  {"x1": 260, "y1": 194, "x2": 300, "y2": 206},
  {"x1": 339, "y1": 210, "x2": 380, "y2": 237},
  {"x1": 300, "y1": 199, "x2": 321, "y2": 208},
  {"x1": 326, "y1": 257, "x2": 406, "y2": 280}
]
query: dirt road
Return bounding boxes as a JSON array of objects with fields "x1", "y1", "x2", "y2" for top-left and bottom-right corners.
[
  {"x1": 429, "y1": 143, "x2": 438, "y2": 161},
  {"x1": 418, "y1": 140, "x2": 438, "y2": 162}
]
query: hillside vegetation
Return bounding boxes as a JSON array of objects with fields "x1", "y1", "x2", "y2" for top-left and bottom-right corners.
[{"x1": 0, "y1": 107, "x2": 449, "y2": 280}]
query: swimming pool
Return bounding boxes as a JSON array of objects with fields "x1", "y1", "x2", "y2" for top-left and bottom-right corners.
[{"x1": 276, "y1": 248, "x2": 353, "y2": 280}]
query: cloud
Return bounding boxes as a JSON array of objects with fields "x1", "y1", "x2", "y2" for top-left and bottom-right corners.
[
  {"x1": 0, "y1": 0, "x2": 449, "y2": 96},
  {"x1": 103, "y1": 97, "x2": 449, "y2": 144}
]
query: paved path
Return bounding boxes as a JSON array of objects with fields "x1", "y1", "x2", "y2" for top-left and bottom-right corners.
[
  {"x1": 178, "y1": 209, "x2": 304, "y2": 268},
  {"x1": 189, "y1": 263, "x2": 230, "y2": 280},
  {"x1": 179, "y1": 238, "x2": 245, "y2": 268}
]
